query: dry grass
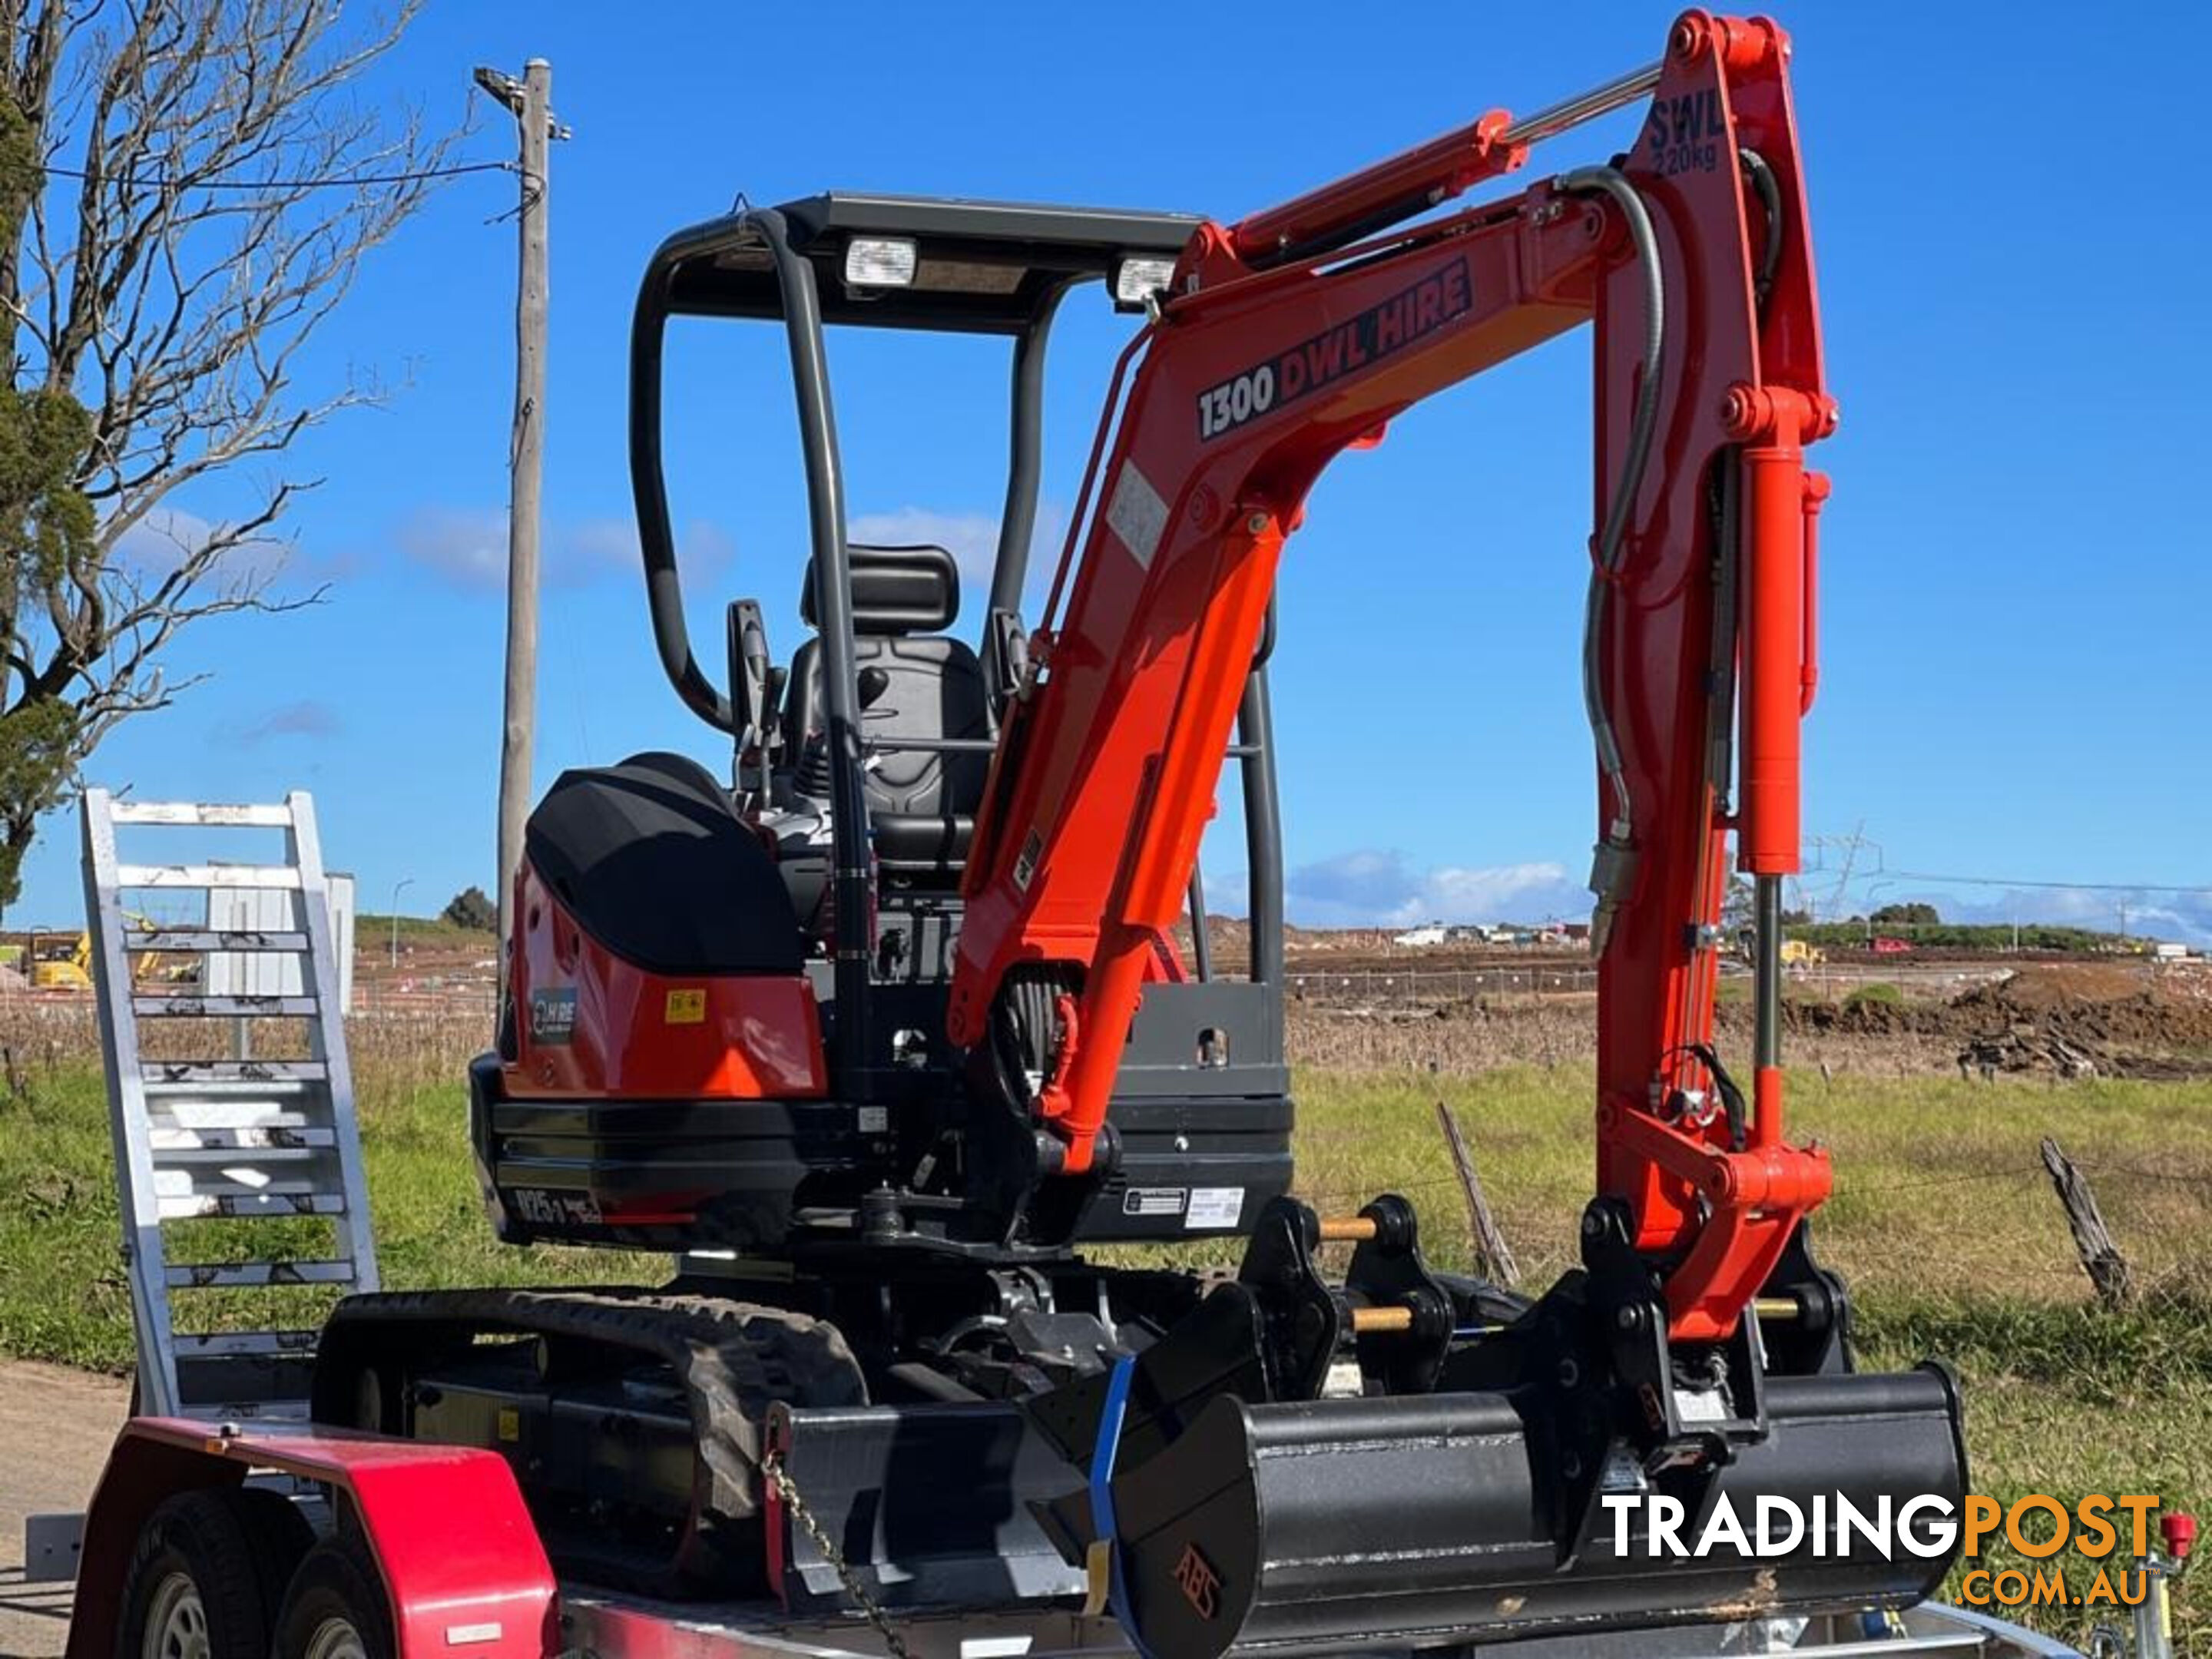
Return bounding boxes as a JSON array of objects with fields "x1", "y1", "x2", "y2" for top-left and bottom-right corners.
[
  {"x1": 1286, "y1": 994, "x2": 1960, "y2": 1078},
  {"x1": 1268, "y1": 1063, "x2": 2212, "y2": 1651},
  {"x1": 1274, "y1": 1065, "x2": 2212, "y2": 1302}
]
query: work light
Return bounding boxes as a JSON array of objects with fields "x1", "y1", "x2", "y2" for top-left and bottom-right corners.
[
  {"x1": 844, "y1": 236, "x2": 918, "y2": 288},
  {"x1": 1112, "y1": 254, "x2": 1177, "y2": 310}
]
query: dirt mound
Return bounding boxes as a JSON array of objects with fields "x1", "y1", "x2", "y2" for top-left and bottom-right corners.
[
  {"x1": 1779, "y1": 992, "x2": 1918, "y2": 1038},
  {"x1": 1957, "y1": 963, "x2": 2210, "y2": 1030},
  {"x1": 1791, "y1": 962, "x2": 2212, "y2": 1078},
  {"x1": 1288, "y1": 957, "x2": 2212, "y2": 1078},
  {"x1": 1956, "y1": 959, "x2": 2148, "y2": 1012}
]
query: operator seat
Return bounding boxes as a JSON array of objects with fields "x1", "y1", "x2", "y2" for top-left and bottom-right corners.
[{"x1": 785, "y1": 545, "x2": 991, "y2": 882}]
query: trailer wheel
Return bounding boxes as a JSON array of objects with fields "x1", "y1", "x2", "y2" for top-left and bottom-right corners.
[
  {"x1": 230, "y1": 1488, "x2": 316, "y2": 1606},
  {"x1": 115, "y1": 1490, "x2": 283, "y2": 1659},
  {"x1": 273, "y1": 1536, "x2": 394, "y2": 1659}
]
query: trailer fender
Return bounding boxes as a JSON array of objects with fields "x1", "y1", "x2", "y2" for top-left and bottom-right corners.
[{"x1": 67, "y1": 1419, "x2": 557, "y2": 1659}]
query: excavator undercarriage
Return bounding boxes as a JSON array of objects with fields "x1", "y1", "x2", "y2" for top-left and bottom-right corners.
[
  {"x1": 310, "y1": 14, "x2": 1973, "y2": 1657},
  {"x1": 310, "y1": 1189, "x2": 1965, "y2": 1654}
]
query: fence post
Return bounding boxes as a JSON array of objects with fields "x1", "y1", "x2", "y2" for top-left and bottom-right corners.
[
  {"x1": 2038, "y1": 1135, "x2": 2133, "y2": 1309},
  {"x1": 1435, "y1": 1099, "x2": 1519, "y2": 1287}
]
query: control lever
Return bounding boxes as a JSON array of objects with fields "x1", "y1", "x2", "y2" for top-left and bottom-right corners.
[
  {"x1": 986, "y1": 607, "x2": 1029, "y2": 716},
  {"x1": 727, "y1": 598, "x2": 776, "y2": 800}
]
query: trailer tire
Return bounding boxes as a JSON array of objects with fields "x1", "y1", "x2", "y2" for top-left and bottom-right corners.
[
  {"x1": 115, "y1": 1490, "x2": 280, "y2": 1659},
  {"x1": 273, "y1": 1535, "x2": 394, "y2": 1659},
  {"x1": 230, "y1": 1488, "x2": 316, "y2": 1608}
]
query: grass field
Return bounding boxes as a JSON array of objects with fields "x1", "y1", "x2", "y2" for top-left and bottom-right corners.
[
  {"x1": 0, "y1": 1008, "x2": 2203, "y2": 1649},
  {"x1": 1275, "y1": 1068, "x2": 2212, "y2": 1651}
]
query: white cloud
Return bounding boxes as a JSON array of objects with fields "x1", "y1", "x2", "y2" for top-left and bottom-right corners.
[
  {"x1": 112, "y1": 506, "x2": 217, "y2": 573},
  {"x1": 111, "y1": 506, "x2": 296, "y2": 587},
  {"x1": 559, "y1": 516, "x2": 641, "y2": 584},
  {"x1": 1233, "y1": 857, "x2": 2212, "y2": 945},
  {"x1": 848, "y1": 506, "x2": 1002, "y2": 589},
  {"x1": 847, "y1": 502, "x2": 1071, "y2": 604},
  {"x1": 400, "y1": 508, "x2": 736, "y2": 592},
  {"x1": 399, "y1": 506, "x2": 505, "y2": 588},
  {"x1": 2128, "y1": 896, "x2": 2212, "y2": 946},
  {"x1": 681, "y1": 520, "x2": 736, "y2": 585},
  {"x1": 1862, "y1": 882, "x2": 2212, "y2": 949},
  {"x1": 399, "y1": 501, "x2": 1070, "y2": 608},
  {"x1": 232, "y1": 700, "x2": 343, "y2": 746},
  {"x1": 1278, "y1": 849, "x2": 1589, "y2": 930}
]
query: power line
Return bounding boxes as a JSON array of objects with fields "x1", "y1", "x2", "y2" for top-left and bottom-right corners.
[
  {"x1": 1873, "y1": 868, "x2": 2212, "y2": 897},
  {"x1": 38, "y1": 157, "x2": 515, "y2": 190}
]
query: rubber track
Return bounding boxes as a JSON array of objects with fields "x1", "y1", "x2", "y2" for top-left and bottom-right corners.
[{"x1": 314, "y1": 1286, "x2": 867, "y2": 1584}]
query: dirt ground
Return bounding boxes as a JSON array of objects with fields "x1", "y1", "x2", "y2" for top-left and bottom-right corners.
[
  {"x1": 1782, "y1": 959, "x2": 2212, "y2": 1078},
  {"x1": 1285, "y1": 958, "x2": 2212, "y2": 1079},
  {"x1": 0, "y1": 1363, "x2": 127, "y2": 1659}
]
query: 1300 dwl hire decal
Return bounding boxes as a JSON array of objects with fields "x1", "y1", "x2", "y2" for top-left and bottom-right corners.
[{"x1": 1197, "y1": 257, "x2": 1474, "y2": 441}]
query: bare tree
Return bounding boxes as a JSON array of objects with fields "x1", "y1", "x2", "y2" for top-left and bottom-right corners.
[{"x1": 0, "y1": 0, "x2": 457, "y2": 909}]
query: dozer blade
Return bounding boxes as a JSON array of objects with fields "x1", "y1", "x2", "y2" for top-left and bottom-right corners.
[{"x1": 1094, "y1": 1366, "x2": 1965, "y2": 1659}]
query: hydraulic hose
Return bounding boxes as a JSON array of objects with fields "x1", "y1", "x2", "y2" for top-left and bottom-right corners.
[
  {"x1": 1560, "y1": 166, "x2": 1664, "y2": 941},
  {"x1": 1737, "y1": 147, "x2": 1782, "y2": 306}
]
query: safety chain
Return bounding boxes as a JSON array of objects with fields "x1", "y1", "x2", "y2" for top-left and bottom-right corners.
[{"x1": 760, "y1": 1449, "x2": 916, "y2": 1659}]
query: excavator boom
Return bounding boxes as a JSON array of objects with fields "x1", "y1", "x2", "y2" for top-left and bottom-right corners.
[{"x1": 952, "y1": 9, "x2": 1830, "y2": 1343}]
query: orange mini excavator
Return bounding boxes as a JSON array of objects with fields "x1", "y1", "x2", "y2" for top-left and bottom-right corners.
[{"x1": 312, "y1": 14, "x2": 1969, "y2": 1655}]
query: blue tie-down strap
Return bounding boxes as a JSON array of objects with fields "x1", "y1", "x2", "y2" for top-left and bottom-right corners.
[{"x1": 1089, "y1": 1353, "x2": 1158, "y2": 1659}]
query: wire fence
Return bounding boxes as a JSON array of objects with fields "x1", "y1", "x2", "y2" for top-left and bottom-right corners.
[
  {"x1": 2, "y1": 975, "x2": 2202, "y2": 1311},
  {"x1": 1287, "y1": 966, "x2": 1600, "y2": 1002},
  {"x1": 1290, "y1": 1141, "x2": 2210, "y2": 1313}
]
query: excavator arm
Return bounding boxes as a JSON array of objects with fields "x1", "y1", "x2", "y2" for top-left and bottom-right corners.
[{"x1": 950, "y1": 10, "x2": 1832, "y2": 1344}]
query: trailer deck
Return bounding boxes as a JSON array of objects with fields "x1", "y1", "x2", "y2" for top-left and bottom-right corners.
[
  {"x1": 560, "y1": 1591, "x2": 2077, "y2": 1659},
  {"x1": 51, "y1": 1417, "x2": 2082, "y2": 1659}
]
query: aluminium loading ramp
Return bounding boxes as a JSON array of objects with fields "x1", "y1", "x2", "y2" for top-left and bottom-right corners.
[{"x1": 80, "y1": 789, "x2": 379, "y2": 1420}]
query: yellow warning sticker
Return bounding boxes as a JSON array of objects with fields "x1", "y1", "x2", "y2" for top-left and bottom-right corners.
[
  {"x1": 495, "y1": 1408, "x2": 520, "y2": 1443},
  {"x1": 665, "y1": 988, "x2": 707, "y2": 1025}
]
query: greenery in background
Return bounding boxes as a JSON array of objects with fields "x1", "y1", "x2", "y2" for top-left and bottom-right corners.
[
  {"x1": 0, "y1": 1031, "x2": 2202, "y2": 1649},
  {"x1": 1789, "y1": 920, "x2": 2138, "y2": 954},
  {"x1": 441, "y1": 886, "x2": 498, "y2": 930},
  {"x1": 1871, "y1": 902, "x2": 1945, "y2": 928},
  {"x1": 356, "y1": 913, "x2": 495, "y2": 949},
  {"x1": 1844, "y1": 981, "x2": 1905, "y2": 1008}
]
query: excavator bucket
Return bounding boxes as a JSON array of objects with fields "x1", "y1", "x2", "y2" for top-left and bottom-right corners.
[
  {"x1": 1025, "y1": 1200, "x2": 1969, "y2": 1659},
  {"x1": 1090, "y1": 1371, "x2": 1967, "y2": 1659}
]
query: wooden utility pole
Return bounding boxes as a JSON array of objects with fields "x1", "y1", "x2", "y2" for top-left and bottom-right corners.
[{"x1": 475, "y1": 60, "x2": 565, "y2": 985}]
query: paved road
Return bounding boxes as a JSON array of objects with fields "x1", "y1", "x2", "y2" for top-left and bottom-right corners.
[{"x1": 0, "y1": 1363, "x2": 128, "y2": 1659}]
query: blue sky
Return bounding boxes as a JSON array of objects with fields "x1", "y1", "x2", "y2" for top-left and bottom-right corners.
[{"x1": 15, "y1": 1, "x2": 2211, "y2": 942}]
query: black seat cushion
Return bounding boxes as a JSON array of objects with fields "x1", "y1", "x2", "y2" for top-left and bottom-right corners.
[
  {"x1": 800, "y1": 542, "x2": 960, "y2": 634},
  {"x1": 873, "y1": 812, "x2": 975, "y2": 873},
  {"x1": 525, "y1": 753, "x2": 802, "y2": 975}
]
